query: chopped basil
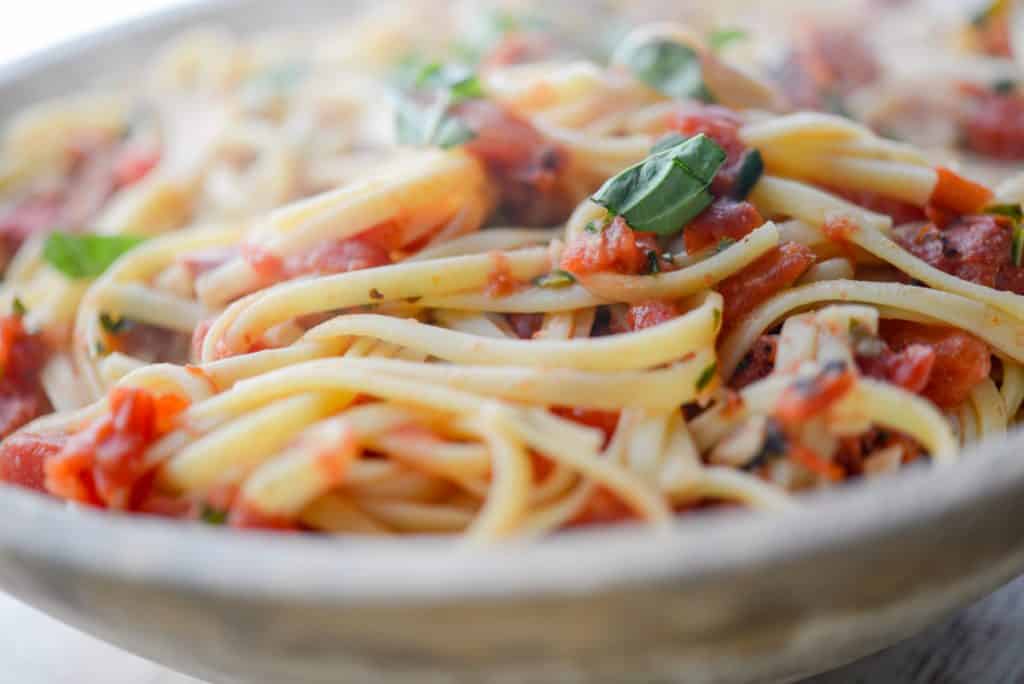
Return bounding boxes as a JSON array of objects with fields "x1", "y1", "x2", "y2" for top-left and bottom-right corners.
[
  {"x1": 1014, "y1": 224, "x2": 1024, "y2": 268},
  {"x1": 731, "y1": 149, "x2": 764, "y2": 200},
  {"x1": 11, "y1": 298, "x2": 26, "y2": 318},
  {"x1": 591, "y1": 134, "x2": 726, "y2": 235},
  {"x1": 993, "y1": 78, "x2": 1018, "y2": 95},
  {"x1": 716, "y1": 237, "x2": 738, "y2": 253},
  {"x1": 200, "y1": 504, "x2": 228, "y2": 526},
  {"x1": 584, "y1": 214, "x2": 611, "y2": 233},
  {"x1": 708, "y1": 28, "x2": 748, "y2": 51},
  {"x1": 696, "y1": 361, "x2": 718, "y2": 391},
  {"x1": 712, "y1": 308, "x2": 722, "y2": 331},
  {"x1": 534, "y1": 270, "x2": 576, "y2": 288},
  {"x1": 651, "y1": 132, "x2": 687, "y2": 154},
  {"x1": 99, "y1": 313, "x2": 128, "y2": 334},
  {"x1": 616, "y1": 39, "x2": 713, "y2": 103},
  {"x1": 393, "y1": 62, "x2": 483, "y2": 150},
  {"x1": 986, "y1": 203, "x2": 1023, "y2": 222},
  {"x1": 43, "y1": 232, "x2": 147, "y2": 280}
]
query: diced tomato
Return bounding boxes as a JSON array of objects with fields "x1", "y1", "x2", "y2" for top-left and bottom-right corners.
[
  {"x1": 717, "y1": 242, "x2": 816, "y2": 328},
  {"x1": 528, "y1": 451, "x2": 557, "y2": 483},
  {"x1": 683, "y1": 198, "x2": 764, "y2": 253},
  {"x1": 241, "y1": 244, "x2": 286, "y2": 282},
  {"x1": 506, "y1": 313, "x2": 544, "y2": 339},
  {"x1": 958, "y1": 83, "x2": 1024, "y2": 160},
  {"x1": 625, "y1": 300, "x2": 681, "y2": 331},
  {"x1": 112, "y1": 145, "x2": 159, "y2": 188},
  {"x1": 0, "y1": 315, "x2": 51, "y2": 439},
  {"x1": 789, "y1": 444, "x2": 845, "y2": 482},
  {"x1": 0, "y1": 432, "x2": 66, "y2": 492},
  {"x1": 667, "y1": 105, "x2": 751, "y2": 196},
  {"x1": 930, "y1": 167, "x2": 994, "y2": 215},
  {"x1": 457, "y1": 99, "x2": 571, "y2": 226},
  {"x1": 559, "y1": 216, "x2": 660, "y2": 276},
  {"x1": 485, "y1": 251, "x2": 525, "y2": 297},
  {"x1": 776, "y1": 24, "x2": 880, "y2": 111},
  {"x1": 878, "y1": 321, "x2": 991, "y2": 408},
  {"x1": 44, "y1": 387, "x2": 188, "y2": 509},
  {"x1": 729, "y1": 334, "x2": 778, "y2": 389},
  {"x1": 893, "y1": 214, "x2": 1024, "y2": 293},
  {"x1": 551, "y1": 406, "x2": 620, "y2": 446},
  {"x1": 775, "y1": 362, "x2": 857, "y2": 424},
  {"x1": 856, "y1": 343, "x2": 935, "y2": 394},
  {"x1": 568, "y1": 486, "x2": 636, "y2": 527},
  {"x1": 827, "y1": 186, "x2": 926, "y2": 225}
]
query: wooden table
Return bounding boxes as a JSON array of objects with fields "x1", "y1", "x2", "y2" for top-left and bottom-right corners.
[{"x1": 5, "y1": 575, "x2": 1024, "y2": 683}]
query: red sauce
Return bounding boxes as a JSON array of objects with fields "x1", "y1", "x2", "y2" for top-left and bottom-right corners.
[
  {"x1": 683, "y1": 198, "x2": 764, "y2": 253},
  {"x1": 729, "y1": 334, "x2": 779, "y2": 389},
  {"x1": 559, "y1": 216, "x2": 660, "y2": 276},
  {"x1": 958, "y1": 83, "x2": 1024, "y2": 160},
  {"x1": 568, "y1": 486, "x2": 636, "y2": 527},
  {"x1": 856, "y1": 343, "x2": 935, "y2": 394},
  {"x1": 485, "y1": 251, "x2": 525, "y2": 297},
  {"x1": 457, "y1": 99, "x2": 571, "y2": 226},
  {"x1": 298, "y1": 237, "x2": 391, "y2": 275},
  {"x1": 44, "y1": 387, "x2": 188, "y2": 508},
  {"x1": 878, "y1": 321, "x2": 991, "y2": 409},
  {"x1": 716, "y1": 242, "x2": 816, "y2": 329},
  {"x1": 625, "y1": 300, "x2": 681, "y2": 331}
]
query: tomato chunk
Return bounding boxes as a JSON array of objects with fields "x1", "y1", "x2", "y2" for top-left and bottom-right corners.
[
  {"x1": 683, "y1": 198, "x2": 763, "y2": 253},
  {"x1": 893, "y1": 214, "x2": 1024, "y2": 293},
  {"x1": 45, "y1": 387, "x2": 188, "y2": 508},
  {"x1": 0, "y1": 432, "x2": 66, "y2": 492},
  {"x1": 667, "y1": 105, "x2": 751, "y2": 196},
  {"x1": 560, "y1": 216, "x2": 660, "y2": 276},
  {"x1": 879, "y1": 321, "x2": 991, "y2": 409},
  {"x1": 775, "y1": 362, "x2": 857, "y2": 424},
  {"x1": 0, "y1": 315, "x2": 51, "y2": 439},
  {"x1": 958, "y1": 83, "x2": 1024, "y2": 160},
  {"x1": 717, "y1": 242, "x2": 816, "y2": 328},
  {"x1": 458, "y1": 100, "x2": 570, "y2": 226},
  {"x1": 857, "y1": 343, "x2": 935, "y2": 394},
  {"x1": 298, "y1": 237, "x2": 391, "y2": 275},
  {"x1": 625, "y1": 300, "x2": 681, "y2": 331}
]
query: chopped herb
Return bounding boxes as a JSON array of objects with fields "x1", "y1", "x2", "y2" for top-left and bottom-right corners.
[
  {"x1": 99, "y1": 313, "x2": 128, "y2": 334},
  {"x1": 94, "y1": 341, "x2": 107, "y2": 356},
  {"x1": 43, "y1": 232, "x2": 147, "y2": 280},
  {"x1": 534, "y1": 270, "x2": 576, "y2": 288},
  {"x1": 696, "y1": 361, "x2": 718, "y2": 391},
  {"x1": 716, "y1": 237, "x2": 738, "y2": 253},
  {"x1": 200, "y1": 504, "x2": 228, "y2": 526},
  {"x1": 651, "y1": 132, "x2": 687, "y2": 154},
  {"x1": 708, "y1": 28, "x2": 748, "y2": 51},
  {"x1": 395, "y1": 96, "x2": 477, "y2": 149},
  {"x1": 745, "y1": 418, "x2": 788, "y2": 471},
  {"x1": 985, "y1": 203, "x2": 1023, "y2": 221},
  {"x1": 645, "y1": 250, "x2": 661, "y2": 274},
  {"x1": 369, "y1": 288, "x2": 384, "y2": 300},
  {"x1": 584, "y1": 214, "x2": 610, "y2": 233},
  {"x1": 993, "y1": 78, "x2": 1018, "y2": 95},
  {"x1": 591, "y1": 133, "x2": 727, "y2": 235},
  {"x1": 730, "y1": 149, "x2": 764, "y2": 200},
  {"x1": 712, "y1": 308, "x2": 722, "y2": 331},
  {"x1": 615, "y1": 39, "x2": 713, "y2": 103},
  {"x1": 11, "y1": 298, "x2": 26, "y2": 318},
  {"x1": 393, "y1": 59, "x2": 485, "y2": 150},
  {"x1": 1014, "y1": 224, "x2": 1024, "y2": 268}
]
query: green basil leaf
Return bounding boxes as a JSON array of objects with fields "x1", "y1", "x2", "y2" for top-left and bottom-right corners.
[
  {"x1": 708, "y1": 28, "x2": 748, "y2": 52},
  {"x1": 731, "y1": 149, "x2": 764, "y2": 200},
  {"x1": 393, "y1": 61, "x2": 483, "y2": 150},
  {"x1": 591, "y1": 133, "x2": 726, "y2": 235},
  {"x1": 650, "y1": 133, "x2": 687, "y2": 154},
  {"x1": 993, "y1": 78, "x2": 1018, "y2": 95},
  {"x1": 696, "y1": 361, "x2": 718, "y2": 391},
  {"x1": 432, "y1": 114, "x2": 477, "y2": 149},
  {"x1": 986, "y1": 203, "x2": 1023, "y2": 222},
  {"x1": 617, "y1": 39, "x2": 713, "y2": 103},
  {"x1": 43, "y1": 232, "x2": 147, "y2": 280},
  {"x1": 11, "y1": 297, "x2": 26, "y2": 318},
  {"x1": 99, "y1": 313, "x2": 127, "y2": 334},
  {"x1": 200, "y1": 504, "x2": 228, "y2": 526},
  {"x1": 1014, "y1": 223, "x2": 1024, "y2": 268}
]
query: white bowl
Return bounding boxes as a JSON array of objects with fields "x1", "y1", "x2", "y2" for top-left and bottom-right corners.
[{"x1": 2, "y1": 3, "x2": 1024, "y2": 682}]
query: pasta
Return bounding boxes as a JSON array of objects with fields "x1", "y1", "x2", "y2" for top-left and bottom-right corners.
[{"x1": 0, "y1": 2, "x2": 1020, "y2": 541}]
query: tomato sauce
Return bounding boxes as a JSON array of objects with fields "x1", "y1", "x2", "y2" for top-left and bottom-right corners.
[
  {"x1": 559, "y1": 216, "x2": 660, "y2": 276},
  {"x1": 716, "y1": 242, "x2": 816, "y2": 329}
]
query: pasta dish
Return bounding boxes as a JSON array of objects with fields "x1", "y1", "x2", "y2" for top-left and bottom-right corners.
[{"x1": 0, "y1": 1, "x2": 1021, "y2": 539}]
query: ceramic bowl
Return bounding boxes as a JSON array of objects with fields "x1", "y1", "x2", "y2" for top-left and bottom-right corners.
[{"x1": 2, "y1": 2, "x2": 1024, "y2": 682}]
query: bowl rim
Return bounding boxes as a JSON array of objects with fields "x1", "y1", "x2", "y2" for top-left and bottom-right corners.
[{"x1": 2, "y1": 0, "x2": 1024, "y2": 607}]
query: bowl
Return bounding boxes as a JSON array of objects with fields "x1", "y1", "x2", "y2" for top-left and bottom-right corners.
[{"x1": 3, "y1": 2, "x2": 1024, "y2": 683}]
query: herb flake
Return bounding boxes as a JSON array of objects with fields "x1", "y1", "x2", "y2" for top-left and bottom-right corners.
[
  {"x1": 696, "y1": 361, "x2": 718, "y2": 391},
  {"x1": 99, "y1": 313, "x2": 128, "y2": 334},
  {"x1": 708, "y1": 28, "x2": 748, "y2": 52},
  {"x1": 616, "y1": 39, "x2": 713, "y2": 103},
  {"x1": 11, "y1": 298, "x2": 26, "y2": 318},
  {"x1": 43, "y1": 232, "x2": 147, "y2": 280},
  {"x1": 534, "y1": 270, "x2": 576, "y2": 288}
]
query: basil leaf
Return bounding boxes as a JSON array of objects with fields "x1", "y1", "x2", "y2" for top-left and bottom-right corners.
[
  {"x1": 617, "y1": 39, "x2": 713, "y2": 103},
  {"x1": 651, "y1": 133, "x2": 687, "y2": 154},
  {"x1": 696, "y1": 361, "x2": 718, "y2": 391},
  {"x1": 1014, "y1": 224, "x2": 1024, "y2": 268},
  {"x1": 43, "y1": 232, "x2": 147, "y2": 279},
  {"x1": 986, "y1": 203, "x2": 1023, "y2": 222},
  {"x1": 11, "y1": 298, "x2": 26, "y2": 318},
  {"x1": 708, "y1": 28, "x2": 748, "y2": 51},
  {"x1": 993, "y1": 78, "x2": 1018, "y2": 95},
  {"x1": 393, "y1": 61, "x2": 483, "y2": 150},
  {"x1": 99, "y1": 313, "x2": 127, "y2": 334},
  {"x1": 200, "y1": 504, "x2": 227, "y2": 526},
  {"x1": 591, "y1": 133, "x2": 727, "y2": 235},
  {"x1": 731, "y1": 149, "x2": 764, "y2": 200}
]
